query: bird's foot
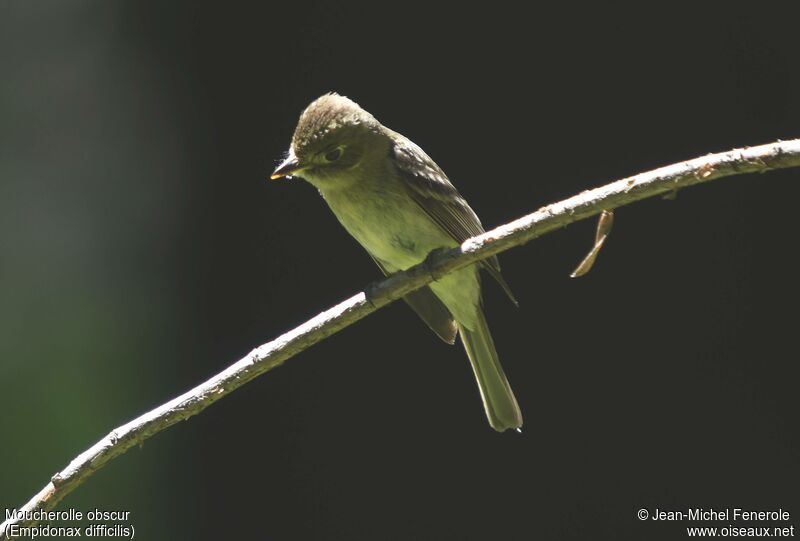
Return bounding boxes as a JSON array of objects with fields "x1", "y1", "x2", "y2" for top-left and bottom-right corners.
[
  {"x1": 422, "y1": 247, "x2": 449, "y2": 282},
  {"x1": 364, "y1": 280, "x2": 381, "y2": 308}
]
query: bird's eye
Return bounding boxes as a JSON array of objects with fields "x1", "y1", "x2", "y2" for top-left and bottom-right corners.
[{"x1": 324, "y1": 148, "x2": 342, "y2": 162}]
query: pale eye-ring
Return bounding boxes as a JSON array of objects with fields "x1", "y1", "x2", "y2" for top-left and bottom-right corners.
[{"x1": 324, "y1": 147, "x2": 342, "y2": 162}]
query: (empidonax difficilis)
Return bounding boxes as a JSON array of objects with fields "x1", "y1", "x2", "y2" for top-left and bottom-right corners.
[{"x1": 271, "y1": 93, "x2": 522, "y2": 432}]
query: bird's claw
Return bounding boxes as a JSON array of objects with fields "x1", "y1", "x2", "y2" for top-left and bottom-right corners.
[
  {"x1": 423, "y1": 247, "x2": 448, "y2": 282},
  {"x1": 364, "y1": 281, "x2": 381, "y2": 308}
]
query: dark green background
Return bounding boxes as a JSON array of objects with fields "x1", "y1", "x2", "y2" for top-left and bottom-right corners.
[{"x1": 1, "y1": 2, "x2": 798, "y2": 540}]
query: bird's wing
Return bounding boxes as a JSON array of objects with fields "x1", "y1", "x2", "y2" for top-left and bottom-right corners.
[
  {"x1": 390, "y1": 134, "x2": 517, "y2": 305},
  {"x1": 367, "y1": 252, "x2": 457, "y2": 344}
]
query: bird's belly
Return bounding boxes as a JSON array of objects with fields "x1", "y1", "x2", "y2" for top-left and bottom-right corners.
[
  {"x1": 321, "y1": 182, "x2": 482, "y2": 327},
  {"x1": 323, "y1": 187, "x2": 455, "y2": 270}
]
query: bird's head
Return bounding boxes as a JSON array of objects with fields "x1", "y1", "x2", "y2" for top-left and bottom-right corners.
[{"x1": 271, "y1": 93, "x2": 385, "y2": 187}]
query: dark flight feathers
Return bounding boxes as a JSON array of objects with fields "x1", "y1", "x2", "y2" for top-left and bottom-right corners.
[{"x1": 389, "y1": 133, "x2": 518, "y2": 306}]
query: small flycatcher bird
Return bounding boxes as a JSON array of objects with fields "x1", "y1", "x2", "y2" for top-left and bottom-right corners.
[{"x1": 271, "y1": 93, "x2": 522, "y2": 432}]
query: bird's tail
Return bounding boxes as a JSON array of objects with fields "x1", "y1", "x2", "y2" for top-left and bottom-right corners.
[{"x1": 458, "y1": 310, "x2": 523, "y2": 432}]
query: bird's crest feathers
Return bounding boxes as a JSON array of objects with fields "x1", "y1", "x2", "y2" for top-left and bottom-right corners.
[{"x1": 292, "y1": 93, "x2": 378, "y2": 153}]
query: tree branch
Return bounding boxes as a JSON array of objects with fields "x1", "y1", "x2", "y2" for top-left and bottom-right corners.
[{"x1": 3, "y1": 139, "x2": 800, "y2": 537}]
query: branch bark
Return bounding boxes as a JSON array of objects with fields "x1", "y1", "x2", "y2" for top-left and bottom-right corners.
[{"x1": 3, "y1": 139, "x2": 800, "y2": 537}]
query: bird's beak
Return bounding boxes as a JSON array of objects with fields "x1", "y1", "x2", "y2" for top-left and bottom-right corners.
[{"x1": 270, "y1": 149, "x2": 303, "y2": 180}]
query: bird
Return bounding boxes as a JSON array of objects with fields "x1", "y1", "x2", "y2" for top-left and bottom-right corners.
[{"x1": 271, "y1": 93, "x2": 522, "y2": 432}]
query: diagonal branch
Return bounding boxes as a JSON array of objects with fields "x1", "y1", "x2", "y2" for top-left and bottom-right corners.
[{"x1": 3, "y1": 139, "x2": 800, "y2": 537}]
